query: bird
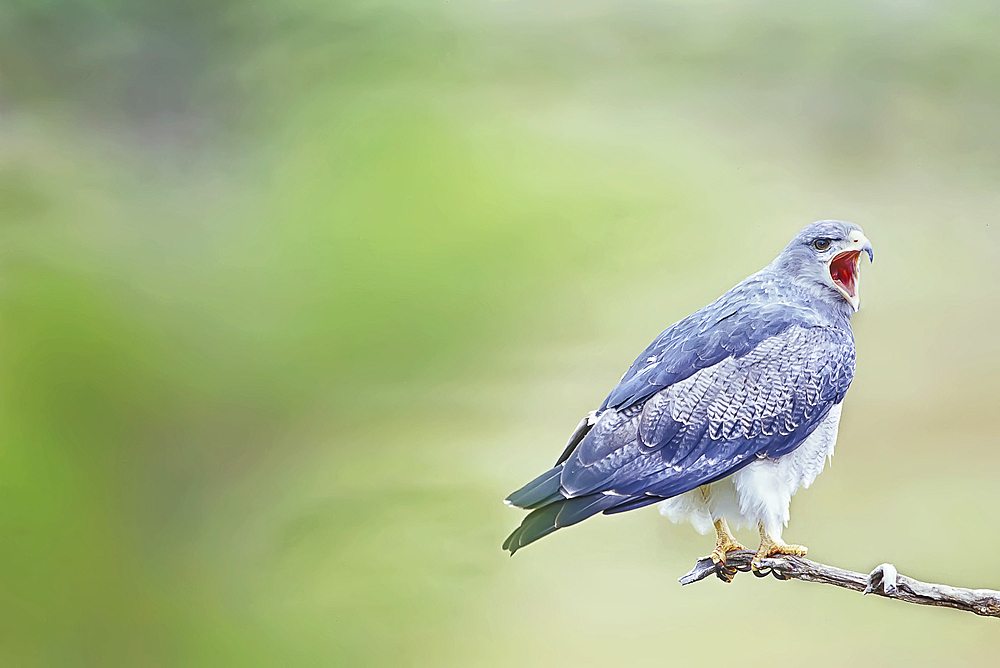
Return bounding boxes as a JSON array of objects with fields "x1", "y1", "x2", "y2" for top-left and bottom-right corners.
[{"x1": 502, "y1": 220, "x2": 873, "y2": 573}]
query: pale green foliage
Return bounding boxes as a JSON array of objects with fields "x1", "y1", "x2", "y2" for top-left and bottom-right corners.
[{"x1": 1, "y1": 0, "x2": 999, "y2": 664}]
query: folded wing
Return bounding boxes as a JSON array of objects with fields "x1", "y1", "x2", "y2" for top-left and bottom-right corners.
[{"x1": 503, "y1": 324, "x2": 854, "y2": 554}]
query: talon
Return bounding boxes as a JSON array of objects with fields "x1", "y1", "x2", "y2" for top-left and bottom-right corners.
[
  {"x1": 710, "y1": 518, "x2": 747, "y2": 566},
  {"x1": 715, "y1": 565, "x2": 737, "y2": 584},
  {"x1": 751, "y1": 522, "x2": 807, "y2": 571},
  {"x1": 712, "y1": 546, "x2": 745, "y2": 566}
]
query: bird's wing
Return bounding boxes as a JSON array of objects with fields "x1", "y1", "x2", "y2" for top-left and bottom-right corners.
[
  {"x1": 600, "y1": 296, "x2": 819, "y2": 412},
  {"x1": 560, "y1": 324, "x2": 855, "y2": 501}
]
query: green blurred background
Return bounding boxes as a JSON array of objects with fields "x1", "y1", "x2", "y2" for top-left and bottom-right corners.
[{"x1": 2, "y1": 0, "x2": 999, "y2": 664}]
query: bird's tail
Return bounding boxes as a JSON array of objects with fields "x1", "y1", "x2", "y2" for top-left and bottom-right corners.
[
  {"x1": 503, "y1": 465, "x2": 623, "y2": 555},
  {"x1": 502, "y1": 493, "x2": 621, "y2": 554},
  {"x1": 504, "y1": 465, "x2": 564, "y2": 509}
]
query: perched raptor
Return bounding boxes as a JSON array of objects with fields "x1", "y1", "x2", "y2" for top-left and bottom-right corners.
[{"x1": 503, "y1": 220, "x2": 873, "y2": 572}]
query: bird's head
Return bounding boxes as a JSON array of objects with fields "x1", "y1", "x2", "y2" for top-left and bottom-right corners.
[{"x1": 773, "y1": 220, "x2": 874, "y2": 312}]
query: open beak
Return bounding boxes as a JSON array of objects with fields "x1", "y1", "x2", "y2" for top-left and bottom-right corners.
[{"x1": 828, "y1": 232, "x2": 873, "y2": 312}]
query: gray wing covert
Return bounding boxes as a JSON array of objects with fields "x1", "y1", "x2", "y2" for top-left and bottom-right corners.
[{"x1": 560, "y1": 325, "x2": 855, "y2": 502}]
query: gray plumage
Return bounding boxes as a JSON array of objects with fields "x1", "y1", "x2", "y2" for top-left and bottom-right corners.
[{"x1": 504, "y1": 220, "x2": 873, "y2": 555}]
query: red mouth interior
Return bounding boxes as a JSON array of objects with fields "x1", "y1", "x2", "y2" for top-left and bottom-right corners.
[{"x1": 830, "y1": 250, "x2": 860, "y2": 298}]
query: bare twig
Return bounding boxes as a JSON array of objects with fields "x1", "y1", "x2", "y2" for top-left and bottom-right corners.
[{"x1": 678, "y1": 549, "x2": 1000, "y2": 619}]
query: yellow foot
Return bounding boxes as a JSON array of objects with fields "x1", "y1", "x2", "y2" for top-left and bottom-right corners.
[
  {"x1": 710, "y1": 518, "x2": 747, "y2": 572},
  {"x1": 751, "y1": 534, "x2": 808, "y2": 571},
  {"x1": 711, "y1": 538, "x2": 748, "y2": 566}
]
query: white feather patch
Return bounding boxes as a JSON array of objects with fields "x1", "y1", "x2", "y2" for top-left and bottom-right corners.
[{"x1": 661, "y1": 404, "x2": 844, "y2": 540}]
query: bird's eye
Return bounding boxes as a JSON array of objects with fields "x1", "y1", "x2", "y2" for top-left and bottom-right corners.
[{"x1": 812, "y1": 238, "x2": 831, "y2": 251}]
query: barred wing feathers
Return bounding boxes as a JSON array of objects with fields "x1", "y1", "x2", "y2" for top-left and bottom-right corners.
[{"x1": 503, "y1": 324, "x2": 854, "y2": 554}]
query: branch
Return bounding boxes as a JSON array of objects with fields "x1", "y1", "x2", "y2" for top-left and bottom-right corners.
[{"x1": 678, "y1": 549, "x2": 1000, "y2": 619}]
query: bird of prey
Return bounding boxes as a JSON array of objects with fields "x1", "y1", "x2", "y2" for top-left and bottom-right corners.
[{"x1": 503, "y1": 220, "x2": 873, "y2": 572}]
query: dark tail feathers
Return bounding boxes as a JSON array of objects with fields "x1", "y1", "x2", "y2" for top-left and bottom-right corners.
[
  {"x1": 504, "y1": 465, "x2": 564, "y2": 510},
  {"x1": 502, "y1": 491, "x2": 621, "y2": 555},
  {"x1": 504, "y1": 463, "x2": 668, "y2": 554}
]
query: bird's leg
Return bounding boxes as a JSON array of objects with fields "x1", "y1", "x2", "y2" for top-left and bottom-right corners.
[
  {"x1": 709, "y1": 518, "x2": 746, "y2": 583},
  {"x1": 710, "y1": 518, "x2": 747, "y2": 566},
  {"x1": 752, "y1": 522, "x2": 807, "y2": 570},
  {"x1": 711, "y1": 518, "x2": 747, "y2": 583}
]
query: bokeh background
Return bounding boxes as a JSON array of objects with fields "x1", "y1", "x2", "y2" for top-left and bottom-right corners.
[{"x1": 2, "y1": 0, "x2": 999, "y2": 664}]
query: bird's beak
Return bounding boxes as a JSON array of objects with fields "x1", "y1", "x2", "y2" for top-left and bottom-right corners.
[{"x1": 828, "y1": 231, "x2": 873, "y2": 312}]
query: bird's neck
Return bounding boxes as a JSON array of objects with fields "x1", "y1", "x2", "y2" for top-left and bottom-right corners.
[{"x1": 751, "y1": 270, "x2": 856, "y2": 327}]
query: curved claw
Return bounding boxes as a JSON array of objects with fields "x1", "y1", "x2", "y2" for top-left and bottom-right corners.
[{"x1": 715, "y1": 563, "x2": 738, "y2": 583}]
